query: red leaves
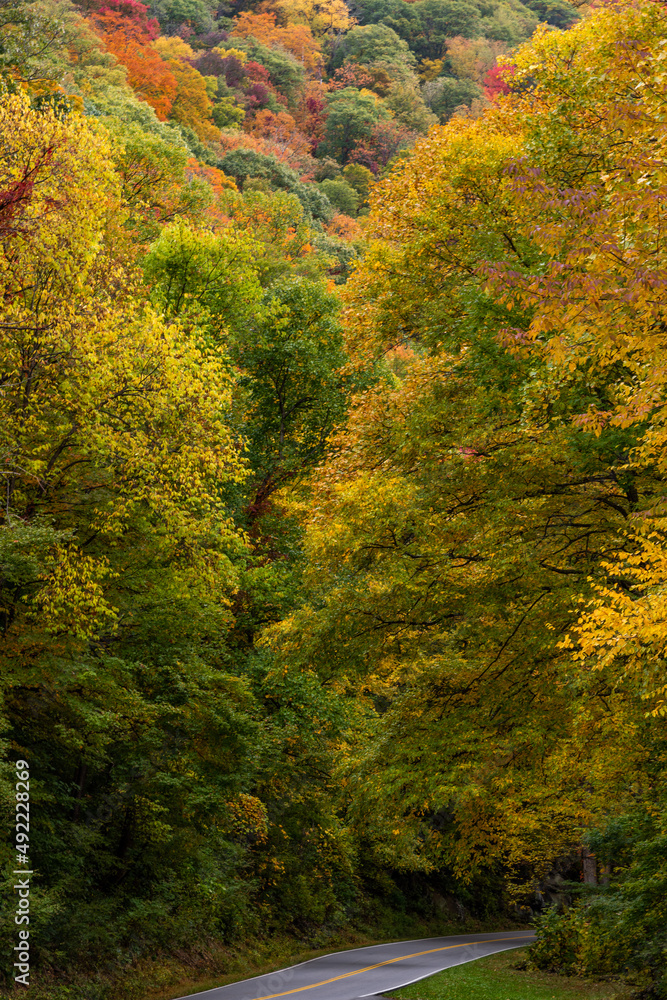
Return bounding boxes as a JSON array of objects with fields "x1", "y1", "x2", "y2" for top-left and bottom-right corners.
[
  {"x1": 294, "y1": 89, "x2": 328, "y2": 153},
  {"x1": 350, "y1": 120, "x2": 418, "y2": 173},
  {"x1": 483, "y1": 62, "x2": 515, "y2": 101},
  {"x1": 0, "y1": 146, "x2": 56, "y2": 239},
  {"x1": 91, "y1": 12, "x2": 178, "y2": 118},
  {"x1": 329, "y1": 63, "x2": 375, "y2": 92},
  {"x1": 90, "y1": 0, "x2": 158, "y2": 41}
]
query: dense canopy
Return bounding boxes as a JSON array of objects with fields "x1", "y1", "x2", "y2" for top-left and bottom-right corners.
[{"x1": 3, "y1": 0, "x2": 667, "y2": 999}]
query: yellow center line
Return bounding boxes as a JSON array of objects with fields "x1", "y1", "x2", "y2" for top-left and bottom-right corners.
[{"x1": 256, "y1": 934, "x2": 534, "y2": 998}]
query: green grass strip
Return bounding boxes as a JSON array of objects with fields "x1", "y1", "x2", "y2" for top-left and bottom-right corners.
[{"x1": 386, "y1": 947, "x2": 628, "y2": 1000}]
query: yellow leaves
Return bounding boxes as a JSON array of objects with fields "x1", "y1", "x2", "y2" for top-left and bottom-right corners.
[
  {"x1": 260, "y1": 0, "x2": 667, "y2": 890},
  {"x1": 487, "y1": 4, "x2": 667, "y2": 417},
  {"x1": 0, "y1": 95, "x2": 249, "y2": 646},
  {"x1": 419, "y1": 58, "x2": 444, "y2": 82},
  {"x1": 648, "y1": 686, "x2": 667, "y2": 719},
  {"x1": 228, "y1": 793, "x2": 269, "y2": 844},
  {"x1": 564, "y1": 524, "x2": 667, "y2": 718},
  {"x1": 0, "y1": 93, "x2": 117, "y2": 297},
  {"x1": 2, "y1": 291, "x2": 242, "y2": 535},
  {"x1": 341, "y1": 113, "x2": 528, "y2": 359},
  {"x1": 166, "y1": 59, "x2": 219, "y2": 142},
  {"x1": 34, "y1": 544, "x2": 117, "y2": 640},
  {"x1": 152, "y1": 36, "x2": 194, "y2": 61},
  {"x1": 274, "y1": 0, "x2": 354, "y2": 38},
  {"x1": 212, "y1": 45, "x2": 247, "y2": 65},
  {"x1": 354, "y1": 1, "x2": 667, "y2": 491}
]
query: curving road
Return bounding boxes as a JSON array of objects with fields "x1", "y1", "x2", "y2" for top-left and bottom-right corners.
[{"x1": 176, "y1": 930, "x2": 535, "y2": 1000}]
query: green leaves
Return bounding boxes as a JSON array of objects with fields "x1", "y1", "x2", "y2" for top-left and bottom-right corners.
[
  {"x1": 235, "y1": 277, "x2": 352, "y2": 503},
  {"x1": 319, "y1": 87, "x2": 389, "y2": 163},
  {"x1": 144, "y1": 219, "x2": 264, "y2": 336}
]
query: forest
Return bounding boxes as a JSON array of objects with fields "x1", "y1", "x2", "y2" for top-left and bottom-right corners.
[{"x1": 1, "y1": 0, "x2": 667, "y2": 996}]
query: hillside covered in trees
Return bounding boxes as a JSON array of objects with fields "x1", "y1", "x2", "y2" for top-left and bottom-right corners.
[{"x1": 3, "y1": 0, "x2": 667, "y2": 997}]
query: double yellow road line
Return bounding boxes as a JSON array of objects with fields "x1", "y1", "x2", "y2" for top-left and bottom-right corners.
[{"x1": 257, "y1": 933, "x2": 533, "y2": 998}]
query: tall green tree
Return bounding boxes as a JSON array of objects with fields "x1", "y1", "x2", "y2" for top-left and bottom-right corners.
[
  {"x1": 353, "y1": 0, "x2": 480, "y2": 61},
  {"x1": 319, "y1": 87, "x2": 388, "y2": 162},
  {"x1": 235, "y1": 277, "x2": 354, "y2": 519},
  {"x1": 143, "y1": 219, "x2": 264, "y2": 335},
  {"x1": 331, "y1": 22, "x2": 416, "y2": 69}
]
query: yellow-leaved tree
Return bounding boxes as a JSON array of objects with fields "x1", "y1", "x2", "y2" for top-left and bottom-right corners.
[
  {"x1": 0, "y1": 92, "x2": 245, "y2": 650},
  {"x1": 274, "y1": 0, "x2": 354, "y2": 40},
  {"x1": 485, "y1": 7, "x2": 667, "y2": 726},
  {"x1": 263, "y1": 0, "x2": 667, "y2": 896}
]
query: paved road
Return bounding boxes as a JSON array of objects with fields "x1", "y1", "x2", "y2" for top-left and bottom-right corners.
[{"x1": 177, "y1": 930, "x2": 535, "y2": 1000}]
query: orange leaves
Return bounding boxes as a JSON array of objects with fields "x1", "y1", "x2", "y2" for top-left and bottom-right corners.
[
  {"x1": 248, "y1": 107, "x2": 296, "y2": 137},
  {"x1": 218, "y1": 116, "x2": 314, "y2": 174},
  {"x1": 231, "y1": 11, "x2": 324, "y2": 75},
  {"x1": 184, "y1": 159, "x2": 237, "y2": 227},
  {"x1": 247, "y1": 109, "x2": 312, "y2": 159},
  {"x1": 185, "y1": 159, "x2": 237, "y2": 196},
  {"x1": 325, "y1": 212, "x2": 363, "y2": 241},
  {"x1": 90, "y1": 13, "x2": 177, "y2": 119},
  {"x1": 92, "y1": 19, "x2": 219, "y2": 137}
]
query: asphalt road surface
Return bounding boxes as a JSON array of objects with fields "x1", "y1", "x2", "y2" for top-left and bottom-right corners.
[{"x1": 177, "y1": 930, "x2": 536, "y2": 1000}]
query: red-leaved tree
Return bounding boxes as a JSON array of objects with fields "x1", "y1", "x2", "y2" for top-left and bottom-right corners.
[{"x1": 483, "y1": 62, "x2": 515, "y2": 101}]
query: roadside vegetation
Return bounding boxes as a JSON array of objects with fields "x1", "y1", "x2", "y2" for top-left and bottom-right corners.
[{"x1": 389, "y1": 949, "x2": 631, "y2": 1000}]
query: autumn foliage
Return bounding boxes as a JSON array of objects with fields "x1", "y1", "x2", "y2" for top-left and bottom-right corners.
[
  {"x1": 18, "y1": 0, "x2": 667, "y2": 993},
  {"x1": 231, "y1": 11, "x2": 323, "y2": 75},
  {"x1": 91, "y1": 10, "x2": 177, "y2": 118}
]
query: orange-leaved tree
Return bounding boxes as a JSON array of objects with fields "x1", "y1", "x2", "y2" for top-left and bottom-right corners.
[
  {"x1": 231, "y1": 11, "x2": 324, "y2": 75},
  {"x1": 91, "y1": 9, "x2": 178, "y2": 118}
]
